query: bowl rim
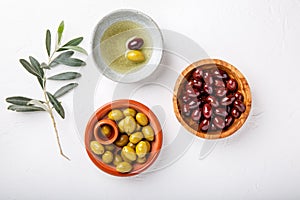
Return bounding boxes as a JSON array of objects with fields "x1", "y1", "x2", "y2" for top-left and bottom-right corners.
[
  {"x1": 92, "y1": 9, "x2": 164, "y2": 83},
  {"x1": 85, "y1": 99, "x2": 163, "y2": 177},
  {"x1": 173, "y1": 59, "x2": 252, "y2": 139}
]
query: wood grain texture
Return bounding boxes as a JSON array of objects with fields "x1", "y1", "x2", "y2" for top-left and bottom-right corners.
[{"x1": 173, "y1": 59, "x2": 252, "y2": 139}]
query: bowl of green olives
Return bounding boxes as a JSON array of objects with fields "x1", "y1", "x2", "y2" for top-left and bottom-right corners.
[{"x1": 85, "y1": 99, "x2": 163, "y2": 176}]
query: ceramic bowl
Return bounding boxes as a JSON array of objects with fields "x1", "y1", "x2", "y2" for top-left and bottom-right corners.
[
  {"x1": 85, "y1": 99, "x2": 163, "y2": 176},
  {"x1": 92, "y1": 9, "x2": 163, "y2": 83},
  {"x1": 173, "y1": 59, "x2": 252, "y2": 139}
]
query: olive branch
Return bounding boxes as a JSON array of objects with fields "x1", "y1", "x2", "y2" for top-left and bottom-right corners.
[{"x1": 5, "y1": 21, "x2": 87, "y2": 160}]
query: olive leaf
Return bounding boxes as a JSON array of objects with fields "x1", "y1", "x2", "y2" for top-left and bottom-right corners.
[
  {"x1": 47, "y1": 92, "x2": 65, "y2": 119},
  {"x1": 62, "y1": 37, "x2": 83, "y2": 47},
  {"x1": 54, "y1": 83, "x2": 78, "y2": 98},
  {"x1": 28, "y1": 100, "x2": 48, "y2": 111},
  {"x1": 29, "y1": 56, "x2": 44, "y2": 78},
  {"x1": 8, "y1": 105, "x2": 45, "y2": 112},
  {"x1": 41, "y1": 62, "x2": 50, "y2": 69},
  {"x1": 6, "y1": 96, "x2": 33, "y2": 105},
  {"x1": 37, "y1": 77, "x2": 44, "y2": 89},
  {"x1": 48, "y1": 72, "x2": 81, "y2": 80},
  {"x1": 46, "y1": 30, "x2": 51, "y2": 57},
  {"x1": 19, "y1": 59, "x2": 41, "y2": 77},
  {"x1": 57, "y1": 21, "x2": 64, "y2": 45},
  {"x1": 56, "y1": 58, "x2": 86, "y2": 67},
  {"x1": 49, "y1": 51, "x2": 74, "y2": 67},
  {"x1": 59, "y1": 46, "x2": 87, "y2": 55}
]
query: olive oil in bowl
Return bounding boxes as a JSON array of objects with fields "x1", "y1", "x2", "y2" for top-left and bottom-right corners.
[{"x1": 100, "y1": 21, "x2": 153, "y2": 74}]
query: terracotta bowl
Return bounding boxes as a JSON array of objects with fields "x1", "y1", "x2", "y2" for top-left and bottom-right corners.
[
  {"x1": 85, "y1": 99, "x2": 163, "y2": 176},
  {"x1": 173, "y1": 59, "x2": 252, "y2": 139}
]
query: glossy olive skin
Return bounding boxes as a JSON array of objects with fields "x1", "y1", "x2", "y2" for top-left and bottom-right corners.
[
  {"x1": 144, "y1": 140, "x2": 151, "y2": 152},
  {"x1": 136, "y1": 113, "x2": 149, "y2": 126},
  {"x1": 123, "y1": 108, "x2": 137, "y2": 117},
  {"x1": 115, "y1": 134, "x2": 129, "y2": 147},
  {"x1": 231, "y1": 107, "x2": 241, "y2": 118},
  {"x1": 182, "y1": 104, "x2": 191, "y2": 117},
  {"x1": 129, "y1": 132, "x2": 143, "y2": 144},
  {"x1": 124, "y1": 116, "x2": 136, "y2": 134},
  {"x1": 113, "y1": 154, "x2": 123, "y2": 166},
  {"x1": 118, "y1": 119, "x2": 125, "y2": 133},
  {"x1": 127, "y1": 142, "x2": 136, "y2": 149},
  {"x1": 206, "y1": 96, "x2": 219, "y2": 107},
  {"x1": 104, "y1": 144, "x2": 115, "y2": 151},
  {"x1": 116, "y1": 162, "x2": 133, "y2": 173},
  {"x1": 142, "y1": 125, "x2": 155, "y2": 141},
  {"x1": 214, "y1": 107, "x2": 228, "y2": 117},
  {"x1": 136, "y1": 156, "x2": 147, "y2": 164},
  {"x1": 199, "y1": 119, "x2": 210, "y2": 131},
  {"x1": 136, "y1": 141, "x2": 148, "y2": 158},
  {"x1": 188, "y1": 99, "x2": 201, "y2": 110},
  {"x1": 126, "y1": 50, "x2": 145, "y2": 63},
  {"x1": 192, "y1": 109, "x2": 201, "y2": 121},
  {"x1": 108, "y1": 109, "x2": 124, "y2": 121},
  {"x1": 202, "y1": 103, "x2": 212, "y2": 119},
  {"x1": 193, "y1": 68, "x2": 203, "y2": 80},
  {"x1": 233, "y1": 100, "x2": 246, "y2": 113},
  {"x1": 102, "y1": 151, "x2": 114, "y2": 164},
  {"x1": 226, "y1": 78, "x2": 238, "y2": 92},
  {"x1": 234, "y1": 92, "x2": 244, "y2": 101},
  {"x1": 225, "y1": 115, "x2": 234, "y2": 127},
  {"x1": 122, "y1": 146, "x2": 137, "y2": 161},
  {"x1": 213, "y1": 116, "x2": 225, "y2": 129},
  {"x1": 127, "y1": 38, "x2": 144, "y2": 50},
  {"x1": 101, "y1": 125, "x2": 111, "y2": 138},
  {"x1": 221, "y1": 95, "x2": 236, "y2": 106},
  {"x1": 90, "y1": 141, "x2": 105, "y2": 155}
]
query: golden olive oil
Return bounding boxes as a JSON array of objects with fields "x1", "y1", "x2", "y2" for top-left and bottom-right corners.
[{"x1": 100, "y1": 21, "x2": 152, "y2": 74}]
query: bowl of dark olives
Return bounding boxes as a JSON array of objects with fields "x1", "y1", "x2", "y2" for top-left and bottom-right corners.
[
  {"x1": 173, "y1": 59, "x2": 252, "y2": 139},
  {"x1": 85, "y1": 99, "x2": 163, "y2": 176}
]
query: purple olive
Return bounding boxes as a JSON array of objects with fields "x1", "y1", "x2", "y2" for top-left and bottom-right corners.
[
  {"x1": 192, "y1": 109, "x2": 202, "y2": 121},
  {"x1": 221, "y1": 95, "x2": 236, "y2": 106},
  {"x1": 203, "y1": 72, "x2": 213, "y2": 85},
  {"x1": 212, "y1": 69, "x2": 229, "y2": 79},
  {"x1": 231, "y1": 107, "x2": 241, "y2": 118},
  {"x1": 225, "y1": 115, "x2": 234, "y2": 127},
  {"x1": 193, "y1": 68, "x2": 204, "y2": 80},
  {"x1": 214, "y1": 107, "x2": 228, "y2": 117},
  {"x1": 206, "y1": 96, "x2": 219, "y2": 107},
  {"x1": 186, "y1": 88, "x2": 200, "y2": 98},
  {"x1": 214, "y1": 79, "x2": 225, "y2": 88},
  {"x1": 226, "y1": 78, "x2": 238, "y2": 92},
  {"x1": 199, "y1": 119, "x2": 210, "y2": 131},
  {"x1": 182, "y1": 94, "x2": 190, "y2": 103},
  {"x1": 182, "y1": 104, "x2": 191, "y2": 116},
  {"x1": 233, "y1": 100, "x2": 246, "y2": 113},
  {"x1": 234, "y1": 92, "x2": 244, "y2": 101},
  {"x1": 127, "y1": 38, "x2": 144, "y2": 50},
  {"x1": 203, "y1": 84, "x2": 213, "y2": 94},
  {"x1": 213, "y1": 116, "x2": 225, "y2": 129},
  {"x1": 188, "y1": 99, "x2": 201, "y2": 110},
  {"x1": 215, "y1": 87, "x2": 227, "y2": 97},
  {"x1": 202, "y1": 103, "x2": 212, "y2": 119}
]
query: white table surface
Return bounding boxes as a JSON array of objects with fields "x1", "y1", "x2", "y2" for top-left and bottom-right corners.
[{"x1": 1, "y1": 0, "x2": 300, "y2": 199}]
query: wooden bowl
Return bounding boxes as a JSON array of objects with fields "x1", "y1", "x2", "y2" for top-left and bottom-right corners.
[
  {"x1": 173, "y1": 59, "x2": 252, "y2": 139},
  {"x1": 85, "y1": 99, "x2": 163, "y2": 176}
]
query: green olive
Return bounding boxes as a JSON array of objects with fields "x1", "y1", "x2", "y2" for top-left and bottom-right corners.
[
  {"x1": 123, "y1": 108, "x2": 136, "y2": 117},
  {"x1": 90, "y1": 141, "x2": 105, "y2": 155},
  {"x1": 136, "y1": 113, "x2": 148, "y2": 126},
  {"x1": 144, "y1": 140, "x2": 151, "y2": 152},
  {"x1": 121, "y1": 150, "x2": 132, "y2": 163},
  {"x1": 113, "y1": 154, "x2": 123, "y2": 166},
  {"x1": 136, "y1": 123, "x2": 141, "y2": 131},
  {"x1": 118, "y1": 119, "x2": 125, "y2": 133},
  {"x1": 108, "y1": 109, "x2": 124, "y2": 121},
  {"x1": 124, "y1": 116, "x2": 136, "y2": 134},
  {"x1": 136, "y1": 156, "x2": 147, "y2": 164},
  {"x1": 101, "y1": 125, "x2": 111, "y2": 138},
  {"x1": 126, "y1": 50, "x2": 145, "y2": 63},
  {"x1": 105, "y1": 144, "x2": 115, "y2": 151},
  {"x1": 142, "y1": 125, "x2": 154, "y2": 141},
  {"x1": 102, "y1": 151, "x2": 114, "y2": 164},
  {"x1": 127, "y1": 142, "x2": 136, "y2": 149},
  {"x1": 116, "y1": 162, "x2": 133, "y2": 173},
  {"x1": 122, "y1": 146, "x2": 136, "y2": 161},
  {"x1": 136, "y1": 141, "x2": 148, "y2": 158},
  {"x1": 129, "y1": 132, "x2": 143, "y2": 144},
  {"x1": 115, "y1": 134, "x2": 129, "y2": 147}
]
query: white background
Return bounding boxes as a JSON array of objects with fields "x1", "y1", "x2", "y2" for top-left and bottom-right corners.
[{"x1": 1, "y1": 0, "x2": 300, "y2": 199}]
